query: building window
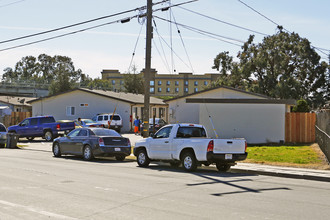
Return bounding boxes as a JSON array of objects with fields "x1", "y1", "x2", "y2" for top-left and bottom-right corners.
[
  {"x1": 66, "y1": 106, "x2": 75, "y2": 116},
  {"x1": 166, "y1": 88, "x2": 170, "y2": 93},
  {"x1": 204, "y1": 81, "x2": 208, "y2": 86},
  {"x1": 158, "y1": 87, "x2": 162, "y2": 92},
  {"x1": 120, "y1": 80, "x2": 124, "y2": 85},
  {"x1": 194, "y1": 81, "x2": 198, "y2": 86},
  {"x1": 158, "y1": 80, "x2": 162, "y2": 85},
  {"x1": 150, "y1": 87, "x2": 155, "y2": 93},
  {"x1": 150, "y1": 80, "x2": 155, "y2": 86},
  {"x1": 184, "y1": 88, "x2": 188, "y2": 93},
  {"x1": 184, "y1": 80, "x2": 188, "y2": 86},
  {"x1": 112, "y1": 80, "x2": 116, "y2": 85},
  {"x1": 166, "y1": 81, "x2": 170, "y2": 86},
  {"x1": 159, "y1": 108, "x2": 165, "y2": 118},
  {"x1": 175, "y1": 81, "x2": 179, "y2": 86},
  {"x1": 175, "y1": 88, "x2": 179, "y2": 93},
  {"x1": 80, "y1": 103, "x2": 89, "y2": 107},
  {"x1": 194, "y1": 88, "x2": 198, "y2": 92}
]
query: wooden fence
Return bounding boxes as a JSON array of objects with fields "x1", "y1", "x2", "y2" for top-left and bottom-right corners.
[
  {"x1": 2, "y1": 112, "x2": 32, "y2": 127},
  {"x1": 285, "y1": 112, "x2": 316, "y2": 143}
]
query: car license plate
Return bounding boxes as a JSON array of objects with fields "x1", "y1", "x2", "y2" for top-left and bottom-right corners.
[
  {"x1": 114, "y1": 148, "x2": 121, "y2": 151},
  {"x1": 225, "y1": 154, "x2": 232, "y2": 160}
]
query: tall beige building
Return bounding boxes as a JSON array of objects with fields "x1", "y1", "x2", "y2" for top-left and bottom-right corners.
[{"x1": 101, "y1": 69, "x2": 220, "y2": 97}]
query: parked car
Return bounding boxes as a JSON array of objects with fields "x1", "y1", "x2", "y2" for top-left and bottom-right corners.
[
  {"x1": 74, "y1": 119, "x2": 104, "y2": 128},
  {"x1": 92, "y1": 113, "x2": 123, "y2": 133},
  {"x1": 0, "y1": 123, "x2": 7, "y2": 148},
  {"x1": 141, "y1": 118, "x2": 167, "y2": 136},
  {"x1": 8, "y1": 116, "x2": 75, "y2": 141},
  {"x1": 134, "y1": 123, "x2": 247, "y2": 172},
  {"x1": 52, "y1": 127, "x2": 131, "y2": 161}
]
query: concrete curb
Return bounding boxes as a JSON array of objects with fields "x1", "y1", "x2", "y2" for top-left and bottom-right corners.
[{"x1": 231, "y1": 167, "x2": 330, "y2": 182}]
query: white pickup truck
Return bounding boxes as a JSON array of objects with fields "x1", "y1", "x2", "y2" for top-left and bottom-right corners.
[{"x1": 134, "y1": 123, "x2": 247, "y2": 172}]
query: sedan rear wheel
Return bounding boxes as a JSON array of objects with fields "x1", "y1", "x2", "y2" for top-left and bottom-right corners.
[{"x1": 83, "y1": 145, "x2": 94, "y2": 161}]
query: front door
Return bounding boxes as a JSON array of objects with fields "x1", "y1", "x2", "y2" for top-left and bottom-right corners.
[{"x1": 148, "y1": 126, "x2": 173, "y2": 160}]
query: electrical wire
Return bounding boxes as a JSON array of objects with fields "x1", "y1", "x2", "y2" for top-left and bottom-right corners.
[
  {"x1": 0, "y1": 17, "x2": 135, "y2": 52},
  {"x1": 0, "y1": 0, "x2": 25, "y2": 8},
  {"x1": 178, "y1": 6, "x2": 268, "y2": 36},
  {"x1": 237, "y1": 0, "x2": 329, "y2": 57},
  {"x1": 154, "y1": 16, "x2": 244, "y2": 45},
  {"x1": 152, "y1": 38, "x2": 172, "y2": 73},
  {"x1": 153, "y1": 19, "x2": 193, "y2": 70},
  {"x1": 152, "y1": 19, "x2": 171, "y2": 73},
  {"x1": 0, "y1": 0, "x2": 198, "y2": 52},
  {"x1": 170, "y1": 9, "x2": 195, "y2": 73},
  {"x1": 127, "y1": 23, "x2": 144, "y2": 73}
]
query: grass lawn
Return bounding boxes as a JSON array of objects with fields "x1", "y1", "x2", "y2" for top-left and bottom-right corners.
[{"x1": 244, "y1": 144, "x2": 330, "y2": 169}]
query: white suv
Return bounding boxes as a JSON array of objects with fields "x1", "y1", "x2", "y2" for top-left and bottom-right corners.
[{"x1": 92, "y1": 113, "x2": 123, "y2": 133}]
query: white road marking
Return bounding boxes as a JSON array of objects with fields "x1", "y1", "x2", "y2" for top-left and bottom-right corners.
[{"x1": 0, "y1": 199, "x2": 78, "y2": 219}]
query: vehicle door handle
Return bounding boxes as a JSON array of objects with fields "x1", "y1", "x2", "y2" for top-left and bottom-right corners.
[
  {"x1": 227, "y1": 141, "x2": 233, "y2": 144},
  {"x1": 165, "y1": 141, "x2": 169, "y2": 143}
]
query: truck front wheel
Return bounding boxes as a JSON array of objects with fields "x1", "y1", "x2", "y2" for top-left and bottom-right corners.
[
  {"x1": 182, "y1": 152, "x2": 197, "y2": 172},
  {"x1": 137, "y1": 149, "x2": 150, "y2": 167},
  {"x1": 216, "y1": 163, "x2": 231, "y2": 172}
]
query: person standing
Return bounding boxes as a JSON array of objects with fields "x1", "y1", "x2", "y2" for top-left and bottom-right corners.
[{"x1": 133, "y1": 116, "x2": 141, "y2": 135}]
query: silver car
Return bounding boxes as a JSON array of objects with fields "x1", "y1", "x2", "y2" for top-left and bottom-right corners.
[{"x1": 0, "y1": 123, "x2": 7, "y2": 148}]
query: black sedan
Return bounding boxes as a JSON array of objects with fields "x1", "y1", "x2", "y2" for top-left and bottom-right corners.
[{"x1": 52, "y1": 128, "x2": 131, "y2": 161}]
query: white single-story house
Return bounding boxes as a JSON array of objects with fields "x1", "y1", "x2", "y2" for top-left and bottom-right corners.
[
  {"x1": 164, "y1": 86, "x2": 296, "y2": 144},
  {"x1": 28, "y1": 88, "x2": 168, "y2": 132},
  {"x1": 0, "y1": 96, "x2": 35, "y2": 112}
]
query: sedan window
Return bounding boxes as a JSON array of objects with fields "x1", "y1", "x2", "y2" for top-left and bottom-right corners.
[
  {"x1": 78, "y1": 130, "x2": 88, "y2": 137},
  {"x1": 68, "y1": 129, "x2": 80, "y2": 137}
]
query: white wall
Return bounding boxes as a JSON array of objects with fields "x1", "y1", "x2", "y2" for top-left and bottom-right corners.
[
  {"x1": 199, "y1": 103, "x2": 286, "y2": 144},
  {"x1": 32, "y1": 90, "x2": 132, "y2": 132},
  {"x1": 168, "y1": 87, "x2": 266, "y2": 124}
]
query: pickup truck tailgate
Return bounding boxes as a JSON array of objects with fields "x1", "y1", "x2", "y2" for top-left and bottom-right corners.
[{"x1": 213, "y1": 139, "x2": 246, "y2": 154}]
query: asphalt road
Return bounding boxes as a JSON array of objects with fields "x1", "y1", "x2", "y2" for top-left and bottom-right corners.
[{"x1": 0, "y1": 138, "x2": 330, "y2": 220}]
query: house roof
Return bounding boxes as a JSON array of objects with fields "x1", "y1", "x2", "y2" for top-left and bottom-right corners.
[
  {"x1": 164, "y1": 86, "x2": 270, "y2": 103},
  {"x1": 0, "y1": 96, "x2": 36, "y2": 106},
  {"x1": 186, "y1": 98, "x2": 296, "y2": 105},
  {"x1": 28, "y1": 88, "x2": 167, "y2": 105}
]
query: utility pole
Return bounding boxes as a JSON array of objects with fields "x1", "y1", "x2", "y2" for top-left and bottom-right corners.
[{"x1": 142, "y1": 0, "x2": 153, "y2": 138}]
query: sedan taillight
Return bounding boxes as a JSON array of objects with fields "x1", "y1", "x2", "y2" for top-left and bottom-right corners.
[{"x1": 99, "y1": 138, "x2": 105, "y2": 147}]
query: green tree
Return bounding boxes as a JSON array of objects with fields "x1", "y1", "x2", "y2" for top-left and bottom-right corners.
[
  {"x1": 292, "y1": 99, "x2": 310, "y2": 112},
  {"x1": 211, "y1": 51, "x2": 246, "y2": 89},
  {"x1": 123, "y1": 66, "x2": 144, "y2": 94},
  {"x1": 237, "y1": 32, "x2": 329, "y2": 108},
  {"x1": 2, "y1": 54, "x2": 84, "y2": 92},
  {"x1": 86, "y1": 78, "x2": 113, "y2": 90}
]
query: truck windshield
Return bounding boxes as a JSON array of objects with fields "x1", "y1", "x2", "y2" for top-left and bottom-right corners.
[{"x1": 176, "y1": 127, "x2": 206, "y2": 138}]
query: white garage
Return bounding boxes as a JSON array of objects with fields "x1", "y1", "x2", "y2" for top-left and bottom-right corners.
[{"x1": 165, "y1": 86, "x2": 295, "y2": 144}]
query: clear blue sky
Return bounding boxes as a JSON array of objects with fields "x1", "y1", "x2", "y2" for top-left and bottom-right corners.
[{"x1": 0, "y1": 0, "x2": 329, "y2": 79}]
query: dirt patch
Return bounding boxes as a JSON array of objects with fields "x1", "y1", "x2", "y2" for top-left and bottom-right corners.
[{"x1": 242, "y1": 143, "x2": 330, "y2": 170}]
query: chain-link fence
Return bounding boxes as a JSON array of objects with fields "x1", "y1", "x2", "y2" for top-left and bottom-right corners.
[{"x1": 315, "y1": 125, "x2": 329, "y2": 163}]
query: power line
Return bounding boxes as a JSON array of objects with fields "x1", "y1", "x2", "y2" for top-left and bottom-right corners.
[
  {"x1": 237, "y1": 0, "x2": 329, "y2": 57},
  {"x1": 178, "y1": 6, "x2": 268, "y2": 36},
  {"x1": 154, "y1": 16, "x2": 244, "y2": 45},
  {"x1": 0, "y1": 18, "x2": 131, "y2": 52},
  {"x1": 0, "y1": 0, "x2": 25, "y2": 8}
]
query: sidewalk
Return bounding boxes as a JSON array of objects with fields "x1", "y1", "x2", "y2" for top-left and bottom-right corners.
[{"x1": 231, "y1": 163, "x2": 330, "y2": 182}]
